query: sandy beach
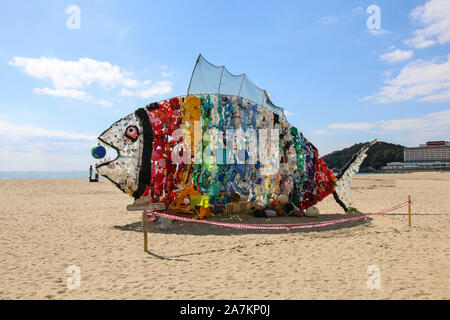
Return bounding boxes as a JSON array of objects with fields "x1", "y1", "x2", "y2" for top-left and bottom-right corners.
[{"x1": 0, "y1": 172, "x2": 449, "y2": 300}]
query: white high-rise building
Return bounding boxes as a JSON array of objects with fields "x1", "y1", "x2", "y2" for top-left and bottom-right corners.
[{"x1": 403, "y1": 141, "x2": 450, "y2": 170}]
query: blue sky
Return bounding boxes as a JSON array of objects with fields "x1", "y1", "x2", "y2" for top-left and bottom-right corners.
[{"x1": 0, "y1": 0, "x2": 449, "y2": 170}]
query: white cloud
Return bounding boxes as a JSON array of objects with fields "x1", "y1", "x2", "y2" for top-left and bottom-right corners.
[
  {"x1": 420, "y1": 90, "x2": 450, "y2": 103},
  {"x1": 368, "y1": 29, "x2": 390, "y2": 36},
  {"x1": 96, "y1": 99, "x2": 113, "y2": 107},
  {"x1": 405, "y1": 0, "x2": 450, "y2": 48},
  {"x1": 10, "y1": 56, "x2": 174, "y2": 103},
  {"x1": 379, "y1": 49, "x2": 414, "y2": 63},
  {"x1": 327, "y1": 122, "x2": 374, "y2": 130},
  {"x1": 34, "y1": 87, "x2": 87, "y2": 100},
  {"x1": 318, "y1": 16, "x2": 339, "y2": 25},
  {"x1": 34, "y1": 87, "x2": 114, "y2": 107},
  {"x1": 283, "y1": 110, "x2": 296, "y2": 117},
  {"x1": 312, "y1": 129, "x2": 332, "y2": 135},
  {"x1": 363, "y1": 54, "x2": 450, "y2": 103},
  {"x1": 122, "y1": 78, "x2": 139, "y2": 88},
  {"x1": 9, "y1": 56, "x2": 139, "y2": 90},
  {"x1": 0, "y1": 147, "x2": 93, "y2": 171},
  {"x1": 119, "y1": 27, "x2": 130, "y2": 40},
  {"x1": 139, "y1": 81, "x2": 173, "y2": 99},
  {"x1": 118, "y1": 88, "x2": 134, "y2": 96},
  {"x1": 0, "y1": 120, "x2": 96, "y2": 140},
  {"x1": 161, "y1": 71, "x2": 173, "y2": 77},
  {"x1": 383, "y1": 70, "x2": 394, "y2": 78},
  {"x1": 159, "y1": 65, "x2": 173, "y2": 77},
  {"x1": 327, "y1": 109, "x2": 450, "y2": 134},
  {"x1": 118, "y1": 80, "x2": 174, "y2": 99},
  {"x1": 0, "y1": 120, "x2": 98, "y2": 170},
  {"x1": 117, "y1": 80, "x2": 174, "y2": 99},
  {"x1": 352, "y1": 6, "x2": 365, "y2": 16}
]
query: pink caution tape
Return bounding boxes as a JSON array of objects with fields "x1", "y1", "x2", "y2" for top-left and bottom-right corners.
[{"x1": 145, "y1": 201, "x2": 410, "y2": 231}]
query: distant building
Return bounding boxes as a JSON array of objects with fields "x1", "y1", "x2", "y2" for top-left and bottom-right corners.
[
  {"x1": 381, "y1": 141, "x2": 450, "y2": 171},
  {"x1": 382, "y1": 162, "x2": 404, "y2": 170},
  {"x1": 404, "y1": 141, "x2": 450, "y2": 170},
  {"x1": 405, "y1": 141, "x2": 450, "y2": 162}
]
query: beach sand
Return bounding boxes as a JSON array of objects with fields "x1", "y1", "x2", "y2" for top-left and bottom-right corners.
[{"x1": 0, "y1": 172, "x2": 449, "y2": 299}]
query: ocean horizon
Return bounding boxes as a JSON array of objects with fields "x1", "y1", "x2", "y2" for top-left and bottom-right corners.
[{"x1": 0, "y1": 171, "x2": 91, "y2": 180}]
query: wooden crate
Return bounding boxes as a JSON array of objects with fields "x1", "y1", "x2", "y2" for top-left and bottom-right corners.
[{"x1": 225, "y1": 202, "x2": 248, "y2": 214}]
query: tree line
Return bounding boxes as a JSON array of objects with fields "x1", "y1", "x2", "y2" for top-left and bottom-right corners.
[{"x1": 322, "y1": 141, "x2": 404, "y2": 171}]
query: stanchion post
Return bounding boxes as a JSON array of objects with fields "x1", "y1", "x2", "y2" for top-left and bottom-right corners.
[
  {"x1": 408, "y1": 195, "x2": 411, "y2": 227},
  {"x1": 143, "y1": 211, "x2": 148, "y2": 252}
]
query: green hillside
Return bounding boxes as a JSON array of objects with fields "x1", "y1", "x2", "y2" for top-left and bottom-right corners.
[{"x1": 322, "y1": 141, "x2": 404, "y2": 171}]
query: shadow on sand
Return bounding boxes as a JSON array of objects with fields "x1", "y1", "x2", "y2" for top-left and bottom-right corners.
[
  {"x1": 113, "y1": 213, "x2": 374, "y2": 261},
  {"x1": 113, "y1": 212, "x2": 371, "y2": 236}
]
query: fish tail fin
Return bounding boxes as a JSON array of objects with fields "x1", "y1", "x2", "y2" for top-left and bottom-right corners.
[{"x1": 333, "y1": 139, "x2": 378, "y2": 213}]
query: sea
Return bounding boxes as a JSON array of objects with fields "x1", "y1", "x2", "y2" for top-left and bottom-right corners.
[{"x1": 0, "y1": 171, "x2": 90, "y2": 180}]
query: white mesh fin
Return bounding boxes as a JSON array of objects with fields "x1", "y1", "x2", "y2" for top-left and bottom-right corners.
[{"x1": 334, "y1": 140, "x2": 378, "y2": 209}]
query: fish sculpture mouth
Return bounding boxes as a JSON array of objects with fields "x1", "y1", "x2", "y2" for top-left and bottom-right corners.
[
  {"x1": 94, "y1": 137, "x2": 122, "y2": 190},
  {"x1": 94, "y1": 111, "x2": 146, "y2": 196},
  {"x1": 95, "y1": 137, "x2": 121, "y2": 169}
]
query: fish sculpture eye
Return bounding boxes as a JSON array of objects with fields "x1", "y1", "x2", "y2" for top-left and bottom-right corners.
[{"x1": 124, "y1": 125, "x2": 139, "y2": 142}]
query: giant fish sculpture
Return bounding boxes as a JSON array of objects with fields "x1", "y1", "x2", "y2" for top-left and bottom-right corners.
[{"x1": 95, "y1": 55, "x2": 377, "y2": 218}]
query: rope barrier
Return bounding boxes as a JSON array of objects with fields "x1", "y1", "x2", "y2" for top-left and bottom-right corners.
[{"x1": 145, "y1": 200, "x2": 411, "y2": 232}]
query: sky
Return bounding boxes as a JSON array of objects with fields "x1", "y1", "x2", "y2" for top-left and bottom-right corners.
[{"x1": 0, "y1": 0, "x2": 449, "y2": 171}]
